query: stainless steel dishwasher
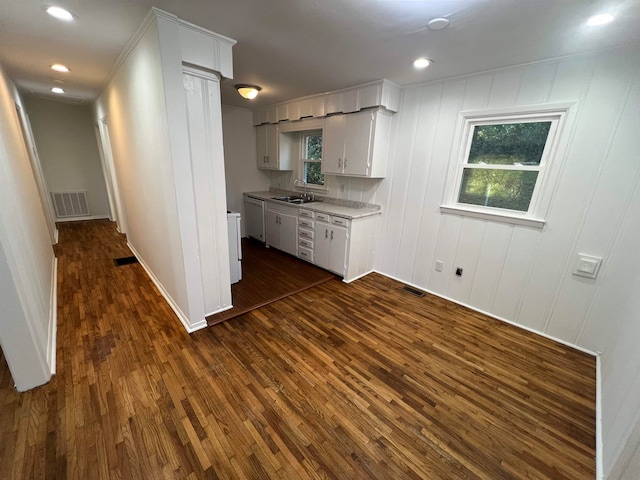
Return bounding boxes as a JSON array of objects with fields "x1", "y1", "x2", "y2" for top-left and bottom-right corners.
[{"x1": 244, "y1": 195, "x2": 265, "y2": 243}]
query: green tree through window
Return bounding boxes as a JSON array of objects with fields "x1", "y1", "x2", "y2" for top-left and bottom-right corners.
[
  {"x1": 457, "y1": 121, "x2": 552, "y2": 212},
  {"x1": 303, "y1": 132, "x2": 324, "y2": 186}
]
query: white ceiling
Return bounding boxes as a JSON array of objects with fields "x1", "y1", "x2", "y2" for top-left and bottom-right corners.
[{"x1": 2, "y1": 0, "x2": 640, "y2": 109}]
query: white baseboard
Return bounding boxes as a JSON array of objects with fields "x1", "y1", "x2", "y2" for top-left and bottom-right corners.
[
  {"x1": 53, "y1": 227, "x2": 59, "y2": 245},
  {"x1": 344, "y1": 269, "x2": 375, "y2": 284},
  {"x1": 127, "y1": 242, "x2": 207, "y2": 333},
  {"x1": 56, "y1": 214, "x2": 110, "y2": 223},
  {"x1": 206, "y1": 304, "x2": 233, "y2": 318},
  {"x1": 47, "y1": 257, "x2": 58, "y2": 375}
]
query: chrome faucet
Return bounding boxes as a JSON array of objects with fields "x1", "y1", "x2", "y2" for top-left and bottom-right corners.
[{"x1": 294, "y1": 178, "x2": 313, "y2": 201}]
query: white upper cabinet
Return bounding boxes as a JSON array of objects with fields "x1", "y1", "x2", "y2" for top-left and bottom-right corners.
[
  {"x1": 256, "y1": 124, "x2": 295, "y2": 170},
  {"x1": 252, "y1": 79, "x2": 400, "y2": 126},
  {"x1": 322, "y1": 109, "x2": 392, "y2": 178},
  {"x1": 322, "y1": 115, "x2": 347, "y2": 175}
]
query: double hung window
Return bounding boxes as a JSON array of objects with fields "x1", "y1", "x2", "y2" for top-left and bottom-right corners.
[
  {"x1": 442, "y1": 105, "x2": 571, "y2": 227},
  {"x1": 301, "y1": 130, "x2": 324, "y2": 187}
]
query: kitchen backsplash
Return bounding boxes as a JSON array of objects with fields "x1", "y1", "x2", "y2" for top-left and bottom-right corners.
[{"x1": 267, "y1": 170, "x2": 382, "y2": 206}]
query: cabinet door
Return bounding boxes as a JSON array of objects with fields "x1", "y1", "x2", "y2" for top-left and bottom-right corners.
[
  {"x1": 322, "y1": 115, "x2": 346, "y2": 174},
  {"x1": 265, "y1": 210, "x2": 280, "y2": 248},
  {"x1": 256, "y1": 124, "x2": 269, "y2": 169},
  {"x1": 278, "y1": 212, "x2": 298, "y2": 256},
  {"x1": 343, "y1": 110, "x2": 373, "y2": 176},
  {"x1": 265, "y1": 124, "x2": 279, "y2": 169},
  {"x1": 328, "y1": 225, "x2": 348, "y2": 275},
  {"x1": 314, "y1": 222, "x2": 331, "y2": 270},
  {"x1": 257, "y1": 124, "x2": 279, "y2": 170}
]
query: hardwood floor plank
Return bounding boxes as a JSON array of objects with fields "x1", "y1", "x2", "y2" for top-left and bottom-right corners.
[{"x1": 0, "y1": 219, "x2": 596, "y2": 479}]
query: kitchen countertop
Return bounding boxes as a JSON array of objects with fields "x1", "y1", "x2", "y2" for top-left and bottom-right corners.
[{"x1": 244, "y1": 190, "x2": 381, "y2": 219}]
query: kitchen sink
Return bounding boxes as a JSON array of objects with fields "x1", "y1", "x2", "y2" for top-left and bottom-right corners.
[{"x1": 273, "y1": 195, "x2": 322, "y2": 204}]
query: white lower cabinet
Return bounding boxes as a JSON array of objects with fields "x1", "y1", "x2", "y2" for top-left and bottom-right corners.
[
  {"x1": 298, "y1": 208, "x2": 379, "y2": 281},
  {"x1": 266, "y1": 203, "x2": 379, "y2": 281},
  {"x1": 314, "y1": 218, "x2": 348, "y2": 276},
  {"x1": 266, "y1": 205, "x2": 297, "y2": 256}
]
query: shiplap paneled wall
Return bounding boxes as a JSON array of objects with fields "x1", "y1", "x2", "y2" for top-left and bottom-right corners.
[
  {"x1": 371, "y1": 45, "x2": 640, "y2": 477},
  {"x1": 374, "y1": 48, "x2": 637, "y2": 350}
]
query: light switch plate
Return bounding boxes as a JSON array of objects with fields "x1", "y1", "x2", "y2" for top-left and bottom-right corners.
[{"x1": 573, "y1": 254, "x2": 602, "y2": 279}]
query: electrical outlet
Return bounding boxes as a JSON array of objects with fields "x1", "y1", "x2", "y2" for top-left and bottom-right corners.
[
  {"x1": 435, "y1": 260, "x2": 444, "y2": 272},
  {"x1": 455, "y1": 267, "x2": 463, "y2": 277}
]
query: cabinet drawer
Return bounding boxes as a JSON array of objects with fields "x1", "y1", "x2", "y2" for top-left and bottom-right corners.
[
  {"x1": 315, "y1": 212, "x2": 330, "y2": 222},
  {"x1": 332, "y1": 216, "x2": 349, "y2": 227},
  {"x1": 298, "y1": 246, "x2": 314, "y2": 263},
  {"x1": 299, "y1": 209, "x2": 314, "y2": 218},
  {"x1": 298, "y1": 228, "x2": 314, "y2": 240},
  {"x1": 299, "y1": 238, "x2": 314, "y2": 249},
  {"x1": 299, "y1": 218, "x2": 314, "y2": 229}
]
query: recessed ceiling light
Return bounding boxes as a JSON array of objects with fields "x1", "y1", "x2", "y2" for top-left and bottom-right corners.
[
  {"x1": 427, "y1": 18, "x2": 450, "y2": 30},
  {"x1": 51, "y1": 64, "x2": 70, "y2": 73},
  {"x1": 45, "y1": 6, "x2": 75, "y2": 21},
  {"x1": 51, "y1": 87, "x2": 65, "y2": 94},
  {"x1": 413, "y1": 57, "x2": 431, "y2": 69},
  {"x1": 587, "y1": 13, "x2": 614, "y2": 26}
]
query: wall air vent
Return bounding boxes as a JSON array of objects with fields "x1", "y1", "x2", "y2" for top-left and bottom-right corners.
[{"x1": 51, "y1": 191, "x2": 90, "y2": 218}]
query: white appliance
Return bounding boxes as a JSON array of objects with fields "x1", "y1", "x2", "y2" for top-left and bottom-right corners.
[
  {"x1": 244, "y1": 195, "x2": 265, "y2": 242},
  {"x1": 227, "y1": 211, "x2": 242, "y2": 284}
]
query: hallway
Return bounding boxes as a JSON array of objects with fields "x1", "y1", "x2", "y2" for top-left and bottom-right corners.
[{"x1": 0, "y1": 220, "x2": 596, "y2": 479}]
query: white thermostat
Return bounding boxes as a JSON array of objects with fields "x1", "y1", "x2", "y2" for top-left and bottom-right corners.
[{"x1": 573, "y1": 254, "x2": 602, "y2": 279}]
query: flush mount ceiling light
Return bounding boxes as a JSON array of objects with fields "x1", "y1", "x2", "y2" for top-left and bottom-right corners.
[
  {"x1": 51, "y1": 64, "x2": 70, "y2": 73},
  {"x1": 587, "y1": 13, "x2": 614, "y2": 26},
  {"x1": 413, "y1": 57, "x2": 432, "y2": 69},
  {"x1": 235, "y1": 84, "x2": 261, "y2": 99},
  {"x1": 45, "y1": 6, "x2": 75, "y2": 21},
  {"x1": 427, "y1": 17, "x2": 450, "y2": 30},
  {"x1": 51, "y1": 87, "x2": 65, "y2": 94}
]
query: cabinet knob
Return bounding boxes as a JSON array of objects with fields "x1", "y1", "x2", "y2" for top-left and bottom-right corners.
[
  {"x1": 325, "y1": 229, "x2": 328, "y2": 239},
  {"x1": 338, "y1": 158, "x2": 342, "y2": 169},
  {"x1": 331, "y1": 230, "x2": 334, "y2": 240},
  {"x1": 344, "y1": 158, "x2": 347, "y2": 169}
]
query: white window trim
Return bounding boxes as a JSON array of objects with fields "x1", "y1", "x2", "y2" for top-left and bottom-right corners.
[
  {"x1": 440, "y1": 102, "x2": 576, "y2": 228},
  {"x1": 298, "y1": 130, "x2": 327, "y2": 191}
]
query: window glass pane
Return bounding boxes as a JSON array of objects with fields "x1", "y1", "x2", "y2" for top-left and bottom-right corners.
[
  {"x1": 458, "y1": 168, "x2": 539, "y2": 211},
  {"x1": 305, "y1": 134, "x2": 322, "y2": 159},
  {"x1": 468, "y1": 122, "x2": 551, "y2": 166},
  {"x1": 304, "y1": 161, "x2": 324, "y2": 186}
]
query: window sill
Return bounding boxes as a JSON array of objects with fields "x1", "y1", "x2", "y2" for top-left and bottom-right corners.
[
  {"x1": 296, "y1": 185, "x2": 327, "y2": 193},
  {"x1": 439, "y1": 205, "x2": 545, "y2": 229}
]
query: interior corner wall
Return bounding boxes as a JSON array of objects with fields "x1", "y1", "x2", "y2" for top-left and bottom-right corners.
[
  {"x1": 94, "y1": 17, "x2": 191, "y2": 325},
  {"x1": 24, "y1": 97, "x2": 111, "y2": 219},
  {"x1": 221, "y1": 105, "x2": 270, "y2": 235},
  {"x1": 371, "y1": 45, "x2": 640, "y2": 478},
  {"x1": 0, "y1": 63, "x2": 55, "y2": 391}
]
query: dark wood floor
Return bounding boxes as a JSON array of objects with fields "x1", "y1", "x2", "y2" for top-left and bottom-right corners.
[
  {"x1": 207, "y1": 238, "x2": 335, "y2": 325},
  {"x1": 0, "y1": 219, "x2": 596, "y2": 479}
]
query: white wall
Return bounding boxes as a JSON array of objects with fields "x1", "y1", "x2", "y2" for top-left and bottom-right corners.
[
  {"x1": 369, "y1": 45, "x2": 640, "y2": 478},
  {"x1": 94, "y1": 17, "x2": 191, "y2": 327},
  {"x1": 221, "y1": 105, "x2": 270, "y2": 235},
  {"x1": 25, "y1": 97, "x2": 111, "y2": 219},
  {"x1": 0, "y1": 63, "x2": 55, "y2": 391},
  {"x1": 95, "y1": 9, "x2": 234, "y2": 331}
]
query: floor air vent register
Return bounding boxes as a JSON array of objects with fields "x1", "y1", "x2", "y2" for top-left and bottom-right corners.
[
  {"x1": 402, "y1": 285, "x2": 425, "y2": 297},
  {"x1": 113, "y1": 256, "x2": 139, "y2": 267}
]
